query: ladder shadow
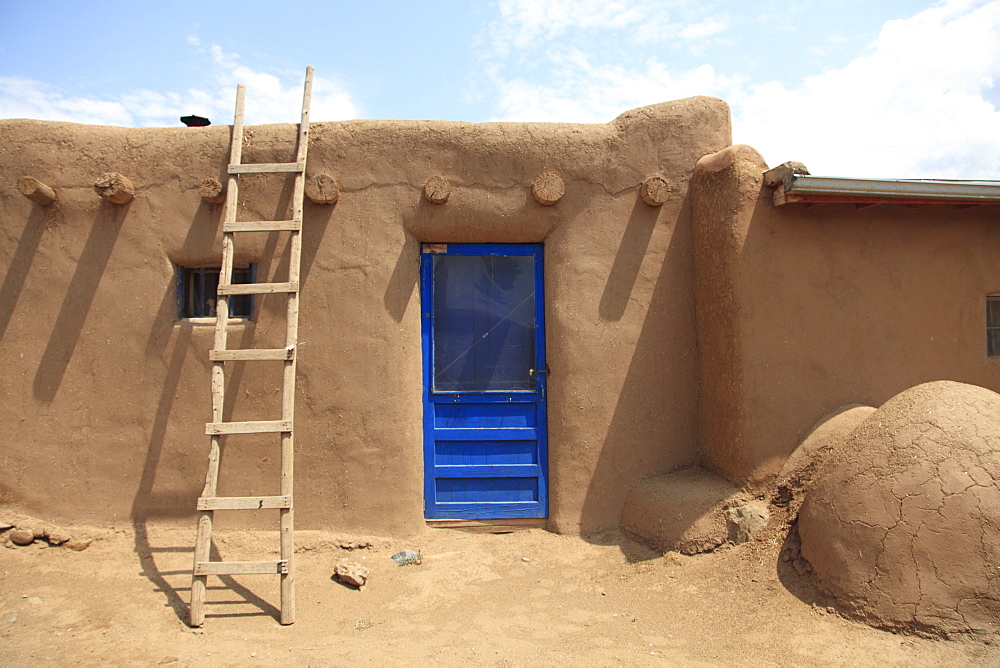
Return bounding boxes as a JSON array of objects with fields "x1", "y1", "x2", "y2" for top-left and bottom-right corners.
[
  {"x1": 131, "y1": 196, "x2": 280, "y2": 626},
  {"x1": 132, "y1": 521, "x2": 281, "y2": 624}
]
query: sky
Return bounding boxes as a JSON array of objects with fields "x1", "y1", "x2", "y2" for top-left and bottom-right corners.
[{"x1": 1, "y1": 0, "x2": 998, "y2": 179}]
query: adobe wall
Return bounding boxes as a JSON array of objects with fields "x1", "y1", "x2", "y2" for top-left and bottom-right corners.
[
  {"x1": 0, "y1": 97, "x2": 730, "y2": 534},
  {"x1": 691, "y1": 145, "x2": 1000, "y2": 483}
]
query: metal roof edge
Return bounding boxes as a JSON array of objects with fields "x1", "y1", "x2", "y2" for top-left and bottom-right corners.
[{"x1": 786, "y1": 176, "x2": 1000, "y2": 201}]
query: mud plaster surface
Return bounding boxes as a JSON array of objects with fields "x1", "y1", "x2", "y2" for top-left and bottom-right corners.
[
  {"x1": 800, "y1": 381, "x2": 1000, "y2": 636},
  {"x1": 0, "y1": 96, "x2": 729, "y2": 535},
  {"x1": 691, "y1": 145, "x2": 1000, "y2": 485},
  {"x1": 1, "y1": 508, "x2": 997, "y2": 665}
]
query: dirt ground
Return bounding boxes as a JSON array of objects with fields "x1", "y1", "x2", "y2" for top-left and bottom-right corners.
[{"x1": 1, "y1": 510, "x2": 998, "y2": 666}]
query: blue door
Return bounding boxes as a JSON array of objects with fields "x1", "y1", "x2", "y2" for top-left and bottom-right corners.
[{"x1": 421, "y1": 243, "x2": 548, "y2": 519}]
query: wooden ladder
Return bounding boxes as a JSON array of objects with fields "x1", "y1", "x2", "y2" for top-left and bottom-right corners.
[{"x1": 189, "y1": 66, "x2": 313, "y2": 627}]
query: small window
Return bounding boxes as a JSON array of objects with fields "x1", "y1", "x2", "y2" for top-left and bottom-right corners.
[
  {"x1": 988, "y1": 294, "x2": 1000, "y2": 356},
  {"x1": 177, "y1": 264, "x2": 255, "y2": 319}
]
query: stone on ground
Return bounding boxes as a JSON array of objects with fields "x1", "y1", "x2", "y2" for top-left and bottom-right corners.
[
  {"x1": 64, "y1": 539, "x2": 92, "y2": 551},
  {"x1": 9, "y1": 528, "x2": 34, "y2": 546},
  {"x1": 334, "y1": 560, "x2": 370, "y2": 588},
  {"x1": 725, "y1": 503, "x2": 769, "y2": 544}
]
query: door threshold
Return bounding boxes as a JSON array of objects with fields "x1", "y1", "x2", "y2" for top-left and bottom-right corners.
[{"x1": 426, "y1": 518, "x2": 548, "y2": 533}]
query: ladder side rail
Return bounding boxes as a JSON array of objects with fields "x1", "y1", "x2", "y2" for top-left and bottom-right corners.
[
  {"x1": 278, "y1": 65, "x2": 312, "y2": 627},
  {"x1": 191, "y1": 83, "x2": 247, "y2": 628}
]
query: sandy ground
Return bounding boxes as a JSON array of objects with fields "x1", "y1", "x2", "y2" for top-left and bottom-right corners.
[{"x1": 1, "y1": 511, "x2": 998, "y2": 666}]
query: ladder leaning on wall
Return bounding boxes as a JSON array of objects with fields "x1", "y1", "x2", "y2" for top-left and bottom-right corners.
[{"x1": 189, "y1": 66, "x2": 313, "y2": 627}]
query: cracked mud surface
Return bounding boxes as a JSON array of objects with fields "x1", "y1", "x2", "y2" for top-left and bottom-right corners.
[{"x1": 800, "y1": 381, "x2": 1000, "y2": 637}]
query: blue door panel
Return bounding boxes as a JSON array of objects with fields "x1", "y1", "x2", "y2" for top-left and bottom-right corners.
[
  {"x1": 435, "y1": 441, "x2": 538, "y2": 465},
  {"x1": 436, "y1": 478, "x2": 538, "y2": 502},
  {"x1": 421, "y1": 243, "x2": 547, "y2": 519},
  {"x1": 433, "y1": 402, "x2": 536, "y2": 427}
]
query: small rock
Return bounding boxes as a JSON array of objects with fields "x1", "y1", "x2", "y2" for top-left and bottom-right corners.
[
  {"x1": 9, "y1": 529, "x2": 34, "y2": 546},
  {"x1": 0, "y1": 521, "x2": 13, "y2": 531},
  {"x1": 46, "y1": 533, "x2": 70, "y2": 546},
  {"x1": 521, "y1": 557, "x2": 531, "y2": 563},
  {"x1": 7, "y1": 614, "x2": 16, "y2": 623},
  {"x1": 64, "y1": 539, "x2": 92, "y2": 552},
  {"x1": 725, "y1": 503, "x2": 770, "y2": 544},
  {"x1": 32, "y1": 527, "x2": 47, "y2": 540},
  {"x1": 390, "y1": 550, "x2": 421, "y2": 565},
  {"x1": 336, "y1": 540, "x2": 373, "y2": 550},
  {"x1": 334, "y1": 560, "x2": 370, "y2": 588}
]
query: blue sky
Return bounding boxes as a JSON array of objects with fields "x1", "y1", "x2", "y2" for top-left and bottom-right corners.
[{"x1": 1, "y1": 0, "x2": 998, "y2": 178}]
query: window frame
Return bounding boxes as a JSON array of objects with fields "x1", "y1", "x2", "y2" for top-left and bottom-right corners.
[
  {"x1": 176, "y1": 263, "x2": 256, "y2": 320},
  {"x1": 987, "y1": 294, "x2": 1000, "y2": 357}
]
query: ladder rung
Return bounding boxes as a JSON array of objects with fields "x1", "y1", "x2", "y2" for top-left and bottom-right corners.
[
  {"x1": 198, "y1": 495, "x2": 292, "y2": 510},
  {"x1": 210, "y1": 348, "x2": 294, "y2": 361},
  {"x1": 217, "y1": 281, "x2": 298, "y2": 295},
  {"x1": 194, "y1": 560, "x2": 289, "y2": 575},
  {"x1": 206, "y1": 420, "x2": 293, "y2": 435},
  {"x1": 229, "y1": 162, "x2": 304, "y2": 174},
  {"x1": 224, "y1": 219, "x2": 301, "y2": 233}
]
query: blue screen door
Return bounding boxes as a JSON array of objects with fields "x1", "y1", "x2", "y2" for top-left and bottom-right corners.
[{"x1": 421, "y1": 243, "x2": 548, "y2": 519}]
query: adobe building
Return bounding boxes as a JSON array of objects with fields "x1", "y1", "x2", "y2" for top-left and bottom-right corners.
[{"x1": 1, "y1": 97, "x2": 999, "y2": 537}]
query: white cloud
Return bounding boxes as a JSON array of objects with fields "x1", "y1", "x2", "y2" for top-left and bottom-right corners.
[
  {"x1": 482, "y1": 0, "x2": 738, "y2": 123},
  {"x1": 491, "y1": 51, "x2": 739, "y2": 122},
  {"x1": 490, "y1": 0, "x2": 730, "y2": 54},
  {"x1": 494, "y1": 0, "x2": 646, "y2": 50},
  {"x1": 205, "y1": 45, "x2": 357, "y2": 126},
  {"x1": 0, "y1": 76, "x2": 132, "y2": 126},
  {"x1": 0, "y1": 44, "x2": 359, "y2": 128},
  {"x1": 484, "y1": 0, "x2": 1000, "y2": 179},
  {"x1": 678, "y1": 19, "x2": 728, "y2": 41},
  {"x1": 733, "y1": 0, "x2": 1000, "y2": 178}
]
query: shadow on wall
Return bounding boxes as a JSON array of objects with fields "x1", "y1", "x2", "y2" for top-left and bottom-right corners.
[
  {"x1": 598, "y1": 196, "x2": 661, "y2": 322},
  {"x1": 133, "y1": 196, "x2": 225, "y2": 525},
  {"x1": 131, "y1": 199, "x2": 228, "y2": 623},
  {"x1": 383, "y1": 233, "x2": 420, "y2": 323},
  {"x1": 576, "y1": 191, "x2": 699, "y2": 549},
  {"x1": 33, "y1": 202, "x2": 128, "y2": 403},
  {"x1": 130, "y1": 191, "x2": 336, "y2": 625},
  {"x1": 0, "y1": 204, "x2": 58, "y2": 342}
]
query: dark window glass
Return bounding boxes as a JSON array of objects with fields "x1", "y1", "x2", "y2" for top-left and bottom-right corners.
[
  {"x1": 988, "y1": 294, "x2": 1000, "y2": 356},
  {"x1": 432, "y1": 254, "x2": 536, "y2": 391},
  {"x1": 177, "y1": 265, "x2": 254, "y2": 319}
]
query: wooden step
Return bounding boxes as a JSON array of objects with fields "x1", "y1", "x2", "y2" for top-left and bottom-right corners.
[
  {"x1": 194, "y1": 560, "x2": 289, "y2": 576},
  {"x1": 206, "y1": 420, "x2": 293, "y2": 435},
  {"x1": 210, "y1": 348, "x2": 295, "y2": 362},
  {"x1": 224, "y1": 219, "x2": 301, "y2": 233},
  {"x1": 217, "y1": 281, "x2": 298, "y2": 295},
  {"x1": 229, "y1": 162, "x2": 304, "y2": 174},
  {"x1": 198, "y1": 495, "x2": 292, "y2": 510}
]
